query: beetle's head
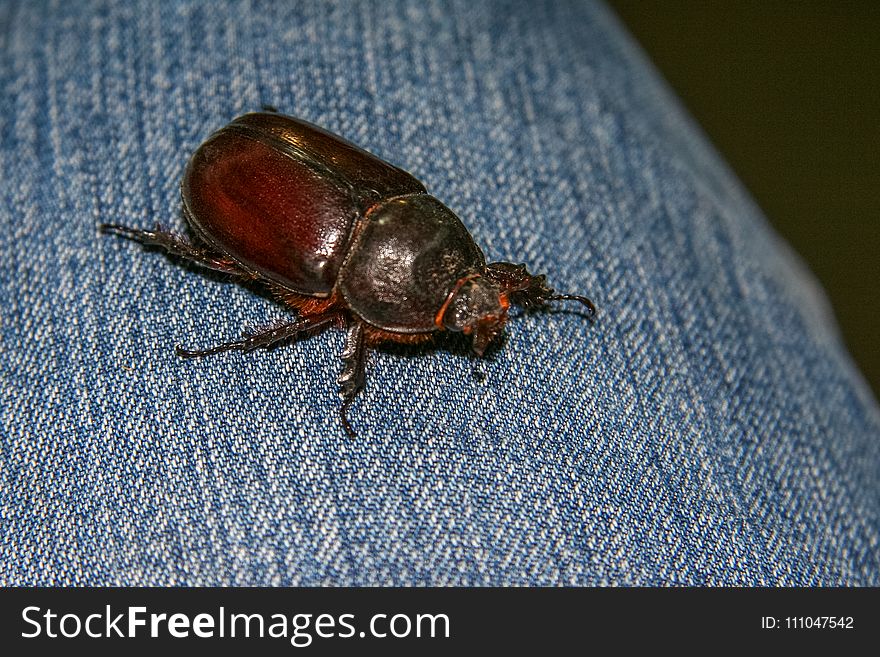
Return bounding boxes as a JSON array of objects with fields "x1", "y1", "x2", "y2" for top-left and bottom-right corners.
[{"x1": 438, "y1": 275, "x2": 509, "y2": 356}]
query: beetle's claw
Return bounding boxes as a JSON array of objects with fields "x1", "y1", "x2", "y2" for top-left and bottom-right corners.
[
  {"x1": 99, "y1": 223, "x2": 138, "y2": 238},
  {"x1": 340, "y1": 399, "x2": 358, "y2": 438},
  {"x1": 175, "y1": 344, "x2": 204, "y2": 358}
]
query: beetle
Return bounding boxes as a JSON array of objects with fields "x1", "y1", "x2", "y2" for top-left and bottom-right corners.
[{"x1": 102, "y1": 110, "x2": 595, "y2": 436}]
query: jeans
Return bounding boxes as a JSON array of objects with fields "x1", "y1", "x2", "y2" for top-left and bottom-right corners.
[{"x1": 2, "y1": 0, "x2": 878, "y2": 586}]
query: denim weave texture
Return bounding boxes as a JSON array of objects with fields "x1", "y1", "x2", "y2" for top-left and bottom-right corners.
[{"x1": 1, "y1": 0, "x2": 879, "y2": 586}]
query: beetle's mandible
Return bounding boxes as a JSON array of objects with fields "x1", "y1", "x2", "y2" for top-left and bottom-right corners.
[{"x1": 102, "y1": 110, "x2": 596, "y2": 435}]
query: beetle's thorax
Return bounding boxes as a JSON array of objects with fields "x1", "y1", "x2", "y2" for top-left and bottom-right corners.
[{"x1": 337, "y1": 194, "x2": 487, "y2": 335}]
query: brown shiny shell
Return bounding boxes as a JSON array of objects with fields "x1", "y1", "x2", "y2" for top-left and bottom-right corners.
[
  {"x1": 181, "y1": 113, "x2": 426, "y2": 297},
  {"x1": 338, "y1": 195, "x2": 486, "y2": 333}
]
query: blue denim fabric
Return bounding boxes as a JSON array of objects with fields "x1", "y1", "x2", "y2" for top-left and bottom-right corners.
[{"x1": 2, "y1": 0, "x2": 879, "y2": 586}]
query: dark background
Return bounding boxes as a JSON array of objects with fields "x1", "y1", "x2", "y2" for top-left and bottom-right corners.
[{"x1": 609, "y1": 1, "x2": 879, "y2": 398}]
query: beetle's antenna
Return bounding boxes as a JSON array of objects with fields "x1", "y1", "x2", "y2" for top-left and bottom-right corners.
[{"x1": 548, "y1": 294, "x2": 597, "y2": 319}]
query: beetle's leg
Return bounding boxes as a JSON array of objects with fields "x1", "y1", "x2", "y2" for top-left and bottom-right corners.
[
  {"x1": 175, "y1": 312, "x2": 339, "y2": 358},
  {"x1": 337, "y1": 320, "x2": 367, "y2": 438},
  {"x1": 100, "y1": 223, "x2": 249, "y2": 277}
]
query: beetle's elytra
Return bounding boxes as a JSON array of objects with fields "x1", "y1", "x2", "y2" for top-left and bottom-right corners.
[{"x1": 102, "y1": 110, "x2": 595, "y2": 435}]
